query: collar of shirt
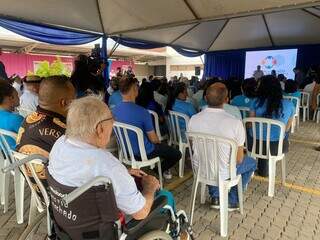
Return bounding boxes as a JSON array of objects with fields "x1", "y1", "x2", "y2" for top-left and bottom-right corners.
[
  {"x1": 36, "y1": 106, "x2": 66, "y2": 123},
  {"x1": 203, "y1": 107, "x2": 225, "y2": 113},
  {"x1": 66, "y1": 137, "x2": 98, "y2": 150},
  {"x1": 23, "y1": 89, "x2": 38, "y2": 96}
]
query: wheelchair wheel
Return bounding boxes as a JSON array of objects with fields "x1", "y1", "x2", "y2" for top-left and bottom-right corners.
[
  {"x1": 138, "y1": 230, "x2": 173, "y2": 240},
  {"x1": 18, "y1": 212, "x2": 46, "y2": 240}
]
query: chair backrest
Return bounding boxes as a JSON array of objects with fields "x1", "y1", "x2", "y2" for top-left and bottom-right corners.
[
  {"x1": 148, "y1": 110, "x2": 162, "y2": 140},
  {"x1": 283, "y1": 96, "x2": 300, "y2": 115},
  {"x1": 243, "y1": 117, "x2": 285, "y2": 159},
  {"x1": 0, "y1": 129, "x2": 17, "y2": 166},
  {"x1": 113, "y1": 121, "x2": 148, "y2": 166},
  {"x1": 237, "y1": 107, "x2": 250, "y2": 119},
  {"x1": 187, "y1": 132, "x2": 238, "y2": 185},
  {"x1": 47, "y1": 174, "x2": 119, "y2": 240},
  {"x1": 168, "y1": 110, "x2": 190, "y2": 145},
  {"x1": 300, "y1": 92, "x2": 310, "y2": 107}
]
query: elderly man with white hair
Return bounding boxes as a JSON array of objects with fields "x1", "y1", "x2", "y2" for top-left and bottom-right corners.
[{"x1": 48, "y1": 96, "x2": 167, "y2": 224}]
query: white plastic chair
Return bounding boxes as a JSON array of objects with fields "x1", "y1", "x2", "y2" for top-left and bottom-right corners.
[
  {"x1": 113, "y1": 121, "x2": 163, "y2": 188},
  {"x1": 167, "y1": 110, "x2": 190, "y2": 178},
  {"x1": 312, "y1": 93, "x2": 320, "y2": 124},
  {"x1": 148, "y1": 110, "x2": 168, "y2": 142},
  {"x1": 300, "y1": 92, "x2": 310, "y2": 122},
  {"x1": 237, "y1": 107, "x2": 250, "y2": 119},
  {"x1": 243, "y1": 117, "x2": 286, "y2": 197},
  {"x1": 187, "y1": 132, "x2": 243, "y2": 237},
  {"x1": 2, "y1": 153, "x2": 52, "y2": 234},
  {"x1": 283, "y1": 96, "x2": 300, "y2": 133},
  {"x1": 0, "y1": 129, "x2": 25, "y2": 224}
]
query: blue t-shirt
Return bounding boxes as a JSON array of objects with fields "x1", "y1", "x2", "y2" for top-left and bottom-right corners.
[
  {"x1": 283, "y1": 91, "x2": 301, "y2": 108},
  {"x1": 113, "y1": 102, "x2": 155, "y2": 156},
  {"x1": 0, "y1": 109, "x2": 24, "y2": 149},
  {"x1": 172, "y1": 99, "x2": 196, "y2": 130},
  {"x1": 249, "y1": 98, "x2": 295, "y2": 141},
  {"x1": 108, "y1": 91, "x2": 123, "y2": 110},
  {"x1": 231, "y1": 95, "x2": 254, "y2": 108}
]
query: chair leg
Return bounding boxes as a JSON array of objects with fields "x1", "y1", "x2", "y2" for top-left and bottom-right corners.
[
  {"x1": 157, "y1": 161, "x2": 163, "y2": 189},
  {"x1": 0, "y1": 158, "x2": 4, "y2": 206},
  {"x1": 179, "y1": 145, "x2": 186, "y2": 178},
  {"x1": 14, "y1": 169, "x2": 25, "y2": 224},
  {"x1": 219, "y1": 183, "x2": 228, "y2": 237},
  {"x1": 307, "y1": 107, "x2": 310, "y2": 121},
  {"x1": 189, "y1": 179, "x2": 199, "y2": 225},
  {"x1": 302, "y1": 108, "x2": 306, "y2": 122},
  {"x1": 3, "y1": 170, "x2": 10, "y2": 213},
  {"x1": 268, "y1": 159, "x2": 276, "y2": 197},
  {"x1": 200, "y1": 183, "x2": 206, "y2": 204},
  {"x1": 313, "y1": 111, "x2": 317, "y2": 121},
  {"x1": 28, "y1": 191, "x2": 39, "y2": 225},
  {"x1": 237, "y1": 176, "x2": 244, "y2": 215},
  {"x1": 290, "y1": 119, "x2": 295, "y2": 133},
  {"x1": 281, "y1": 157, "x2": 286, "y2": 186}
]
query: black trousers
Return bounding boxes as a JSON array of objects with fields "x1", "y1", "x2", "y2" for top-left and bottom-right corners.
[
  {"x1": 147, "y1": 143, "x2": 181, "y2": 173},
  {"x1": 247, "y1": 137, "x2": 289, "y2": 177}
]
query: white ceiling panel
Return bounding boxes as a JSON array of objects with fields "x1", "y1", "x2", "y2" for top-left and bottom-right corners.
[
  {"x1": 209, "y1": 15, "x2": 271, "y2": 51},
  {"x1": 121, "y1": 24, "x2": 197, "y2": 45},
  {"x1": 265, "y1": 9, "x2": 320, "y2": 45},
  {"x1": 173, "y1": 20, "x2": 227, "y2": 51},
  {"x1": 99, "y1": 0, "x2": 195, "y2": 34},
  {"x1": 0, "y1": 0, "x2": 102, "y2": 33}
]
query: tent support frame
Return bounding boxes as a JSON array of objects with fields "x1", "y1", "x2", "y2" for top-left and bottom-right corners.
[
  {"x1": 205, "y1": 19, "x2": 229, "y2": 51},
  {"x1": 262, "y1": 14, "x2": 274, "y2": 47}
]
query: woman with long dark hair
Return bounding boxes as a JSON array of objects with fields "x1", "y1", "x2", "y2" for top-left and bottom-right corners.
[
  {"x1": 231, "y1": 78, "x2": 257, "y2": 108},
  {"x1": 249, "y1": 75, "x2": 295, "y2": 176}
]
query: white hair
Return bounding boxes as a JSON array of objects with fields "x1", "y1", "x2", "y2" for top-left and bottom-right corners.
[{"x1": 66, "y1": 96, "x2": 109, "y2": 140}]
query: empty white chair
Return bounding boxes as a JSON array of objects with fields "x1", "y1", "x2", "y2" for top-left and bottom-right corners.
[
  {"x1": 237, "y1": 107, "x2": 250, "y2": 119},
  {"x1": 243, "y1": 117, "x2": 286, "y2": 197},
  {"x1": 300, "y1": 92, "x2": 310, "y2": 122},
  {"x1": 187, "y1": 132, "x2": 243, "y2": 237},
  {"x1": 167, "y1": 110, "x2": 190, "y2": 178},
  {"x1": 283, "y1": 96, "x2": 300, "y2": 133},
  {"x1": 0, "y1": 129, "x2": 25, "y2": 224},
  {"x1": 148, "y1": 110, "x2": 168, "y2": 142},
  {"x1": 113, "y1": 121, "x2": 163, "y2": 188},
  {"x1": 312, "y1": 93, "x2": 320, "y2": 124}
]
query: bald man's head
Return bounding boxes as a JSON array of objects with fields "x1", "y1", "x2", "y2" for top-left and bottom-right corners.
[
  {"x1": 205, "y1": 82, "x2": 228, "y2": 108},
  {"x1": 39, "y1": 75, "x2": 76, "y2": 116}
]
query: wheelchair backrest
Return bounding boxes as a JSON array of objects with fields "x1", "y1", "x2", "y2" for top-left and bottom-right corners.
[{"x1": 47, "y1": 172, "x2": 120, "y2": 240}]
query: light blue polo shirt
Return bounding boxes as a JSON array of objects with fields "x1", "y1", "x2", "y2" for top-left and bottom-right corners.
[
  {"x1": 0, "y1": 109, "x2": 24, "y2": 149},
  {"x1": 231, "y1": 95, "x2": 254, "y2": 108},
  {"x1": 108, "y1": 90, "x2": 122, "y2": 110},
  {"x1": 249, "y1": 99, "x2": 295, "y2": 141},
  {"x1": 113, "y1": 102, "x2": 155, "y2": 156},
  {"x1": 172, "y1": 99, "x2": 197, "y2": 130}
]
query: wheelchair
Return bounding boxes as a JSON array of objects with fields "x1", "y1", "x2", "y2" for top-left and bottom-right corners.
[{"x1": 2, "y1": 154, "x2": 194, "y2": 240}]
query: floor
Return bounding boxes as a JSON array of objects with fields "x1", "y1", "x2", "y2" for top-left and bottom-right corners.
[{"x1": 0, "y1": 121, "x2": 319, "y2": 240}]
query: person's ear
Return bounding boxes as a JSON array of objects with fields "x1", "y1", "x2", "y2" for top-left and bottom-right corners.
[{"x1": 96, "y1": 122, "x2": 104, "y2": 137}]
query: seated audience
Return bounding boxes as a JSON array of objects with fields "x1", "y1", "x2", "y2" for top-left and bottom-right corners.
[
  {"x1": 227, "y1": 76, "x2": 242, "y2": 100},
  {"x1": 188, "y1": 82, "x2": 256, "y2": 210},
  {"x1": 47, "y1": 96, "x2": 166, "y2": 229},
  {"x1": 231, "y1": 78, "x2": 257, "y2": 108},
  {"x1": 278, "y1": 74, "x2": 286, "y2": 90},
  {"x1": 192, "y1": 81, "x2": 206, "y2": 110},
  {"x1": 312, "y1": 76, "x2": 320, "y2": 152},
  {"x1": 136, "y1": 82, "x2": 167, "y2": 135},
  {"x1": 283, "y1": 79, "x2": 301, "y2": 108},
  {"x1": 154, "y1": 79, "x2": 169, "y2": 111},
  {"x1": 108, "y1": 76, "x2": 122, "y2": 110},
  {"x1": 249, "y1": 75, "x2": 294, "y2": 176},
  {"x1": 16, "y1": 75, "x2": 76, "y2": 180},
  {"x1": 0, "y1": 80, "x2": 23, "y2": 149},
  {"x1": 19, "y1": 75, "x2": 41, "y2": 114},
  {"x1": 293, "y1": 67, "x2": 305, "y2": 88},
  {"x1": 113, "y1": 77, "x2": 181, "y2": 179}
]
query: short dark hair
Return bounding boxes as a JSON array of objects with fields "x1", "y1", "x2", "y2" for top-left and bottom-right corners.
[
  {"x1": 119, "y1": 76, "x2": 138, "y2": 94},
  {"x1": 284, "y1": 80, "x2": 298, "y2": 93},
  {"x1": 242, "y1": 78, "x2": 257, "y2": 98},
  {"x1": 206, "y1": 83, "x2": 228, "y2": 107},
  {"x1": 0, "y1": 80, "x2": 15, "y2": 104}
]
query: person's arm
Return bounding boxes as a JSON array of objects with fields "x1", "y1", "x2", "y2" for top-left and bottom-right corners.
[
  {"x1": 236, "y1": 146, "x2": 244, "y2": 164},
  {"x1": 286, "y1": 117, "x2": 293, "y2": 132},
  {"x1": 131, "y1": 175, "x2": 160, "y2": 220},
  {"x1": 147, "y1": 131, "x2": 160, "y2": 144}
]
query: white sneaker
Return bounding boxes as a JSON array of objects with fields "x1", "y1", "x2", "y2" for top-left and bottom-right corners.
[{"x1": 163, "y1": 170, "x2": 172, "y2": 180}]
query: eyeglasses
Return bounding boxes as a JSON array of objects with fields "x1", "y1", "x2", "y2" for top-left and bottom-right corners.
[{"x1": 95, "y1": 117, "x2": 113, "y2": 128}]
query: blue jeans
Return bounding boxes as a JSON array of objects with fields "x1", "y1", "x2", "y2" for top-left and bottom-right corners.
[{"x1": 208, "y1": 156, "x2": 257, "y2": 205}]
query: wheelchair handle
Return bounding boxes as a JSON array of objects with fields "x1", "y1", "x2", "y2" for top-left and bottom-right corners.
[
  {"x1": 1, "y1": 154, "x2": 48, "y2": 173},
  {"x1": 63, "y1": 176, "x2": 112, "y2": 205}
]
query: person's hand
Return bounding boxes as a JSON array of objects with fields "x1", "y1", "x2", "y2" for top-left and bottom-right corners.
[
  {"x1": 141, "y1": 175, "x2": 160, "y2": 193},
  {"x1": 128, "y1": 168, "x2": 147, "y2": 178}
]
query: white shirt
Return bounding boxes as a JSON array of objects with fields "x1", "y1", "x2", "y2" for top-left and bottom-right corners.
[
  {"x1": 253, "y1": 70, "x2": 264, "y2": 80},
  {"x1": 19, "y1": 89, "x2": 38, "y2": 113},
  {"x1": 48, "y1": 136, "x2": 146, "y2": 215},
  {"x1": 303, "y1": 82, "x2": 315, "y2": 94},
  {"x1": 201, "y1": 103, "x2": 242, "y2": 120},
  {"x1": 188, "y1": 108, "x2": 245, "y2": 180}
]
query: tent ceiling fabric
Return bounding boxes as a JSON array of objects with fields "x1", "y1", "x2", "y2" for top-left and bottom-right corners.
[{"x1": 0, "y1": 0, "x2": 320, "y2": 52}]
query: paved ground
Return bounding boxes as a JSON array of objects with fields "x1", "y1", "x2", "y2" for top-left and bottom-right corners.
[{"x1": 0, "y1": 121, "x2": 319, "y2": 240}]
